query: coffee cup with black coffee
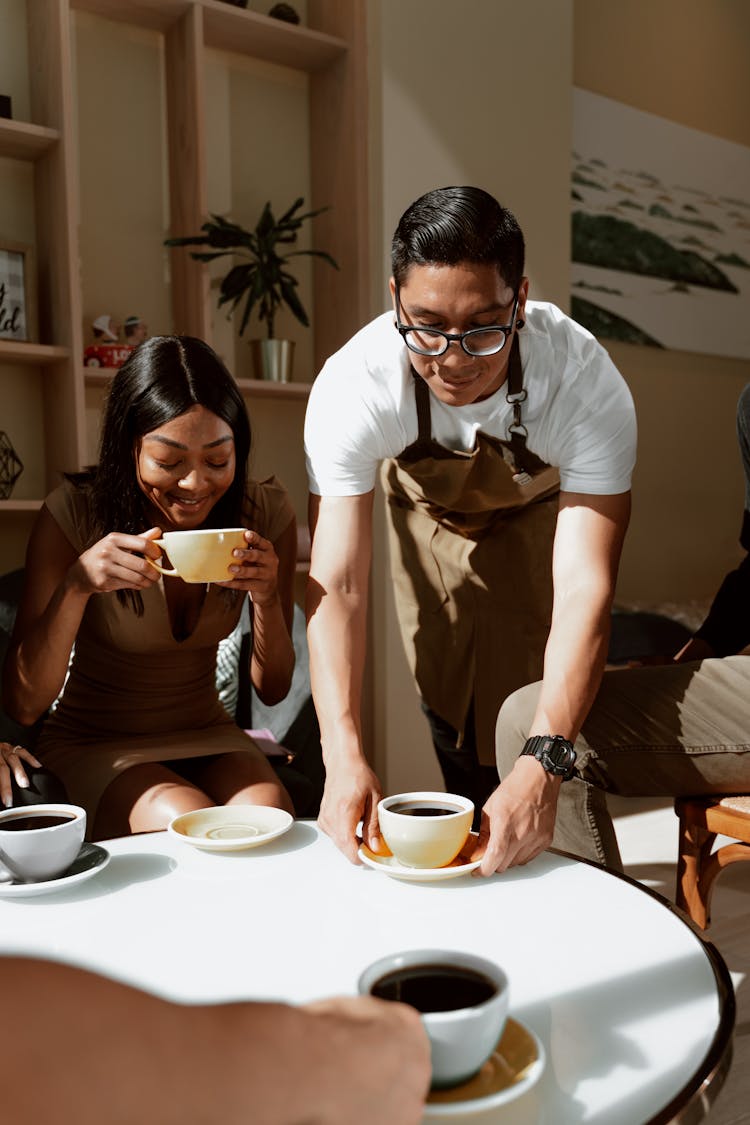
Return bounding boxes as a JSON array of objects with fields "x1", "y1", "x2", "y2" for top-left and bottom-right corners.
[
  {"x1": 359, "y1": 948, "x2": 509, "y2": 1088},
  {"x1": 0, "y1": 803, "x2": 86, "y2": 883},
  {"x1": 377, "y1": 791, "x2": 473, "y2": 868}
]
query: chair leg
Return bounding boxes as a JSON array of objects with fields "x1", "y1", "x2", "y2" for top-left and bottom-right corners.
[{"x1": 675, "y1": 810, "x2": 716, "y2": 929}]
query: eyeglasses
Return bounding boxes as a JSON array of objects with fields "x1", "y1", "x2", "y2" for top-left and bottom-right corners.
[{"x1": 395, "y1": 286, "x2": 519, "y2": 358}]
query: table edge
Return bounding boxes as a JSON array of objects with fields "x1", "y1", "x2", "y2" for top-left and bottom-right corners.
[{"x1": 551, "y1": 849, "x2": 736, "y2": 1124}]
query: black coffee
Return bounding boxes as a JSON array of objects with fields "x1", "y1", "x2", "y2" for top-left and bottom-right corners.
[
  {"x1": 388, "y1": 802, "x2": 461, "y2": 817},
  {"x1": 0, "y1": 813, "x2": 75, "y2": 832},
  {"x1": 370, "y1": 964, "x2": 497, "y2": 1012}
]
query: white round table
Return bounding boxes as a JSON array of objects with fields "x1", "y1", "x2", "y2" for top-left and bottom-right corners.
[{"x1": 0, "y1": 822, "x2": 733, "y2": 1124}]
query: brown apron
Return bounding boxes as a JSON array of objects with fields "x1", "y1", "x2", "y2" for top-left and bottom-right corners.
[{"x1": 382, "y1": 336, "x2": 560, "y2": 765}]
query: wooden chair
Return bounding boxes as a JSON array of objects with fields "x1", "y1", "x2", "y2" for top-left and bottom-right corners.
[{"x1": 675, "y1": 795, "x2": 750, "y2": 928}]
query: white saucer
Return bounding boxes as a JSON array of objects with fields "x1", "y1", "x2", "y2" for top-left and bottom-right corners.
[
  {"x1": 168, "y1": 806, "x2": 294, "y2": 852},
  {"x1": 423, "y1": 1017, "x2": 545, "y2": 1117},
  {"x1": 0, "y1": 843, "x2": 110, "y2": 897},
  {"x1": 358, "y1": 835, "x2": 481, "y2": 882}
]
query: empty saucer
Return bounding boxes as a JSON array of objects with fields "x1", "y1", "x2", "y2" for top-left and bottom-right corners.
[
  {"x1": 0, "y1": 843, "x2": 110, "y2": 898},
  {"x1": 168, "y1": 806, "x2": 293, "y2": 852},
  {"x1": 423, "y1": 1017, "x2": 544, "y2": 1117}
]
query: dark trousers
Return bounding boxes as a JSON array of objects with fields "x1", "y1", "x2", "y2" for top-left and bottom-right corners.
[{"x1": 421, "y1": 703, "x2": 498, "y2": 830}]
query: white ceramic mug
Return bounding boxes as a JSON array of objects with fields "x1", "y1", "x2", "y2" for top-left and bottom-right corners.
[
  {"x1": 359, "y1": 948, "x2": 509, "y2": 1089},
  {"x1": 146, "y1": 528, "x2": 247, "y2": 584},
  {"x1": 377, "y1": 791, "x2": 473, "y2": 869},
  {"x1": 0, "y1": 803, "x2": 86, "y2": 883}
]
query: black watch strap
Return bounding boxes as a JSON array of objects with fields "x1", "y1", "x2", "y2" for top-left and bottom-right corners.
[{"x1": 520, "y1": 734, "x2": 577, "y2": 781}]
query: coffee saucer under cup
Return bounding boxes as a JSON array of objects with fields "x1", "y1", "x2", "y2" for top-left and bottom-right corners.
[
  {"x1": 168, "y1": 806, "x2": 293, "y2": 852},
  {"x1": 423, "y1": 1017, "x2": 545, "y2": 1117},
  {"x1": 358, "y1": 834, "x2": 481, "y2": 882},
  {"x1": 0, "y1": 843, "x2": 110, "y2": 898}
]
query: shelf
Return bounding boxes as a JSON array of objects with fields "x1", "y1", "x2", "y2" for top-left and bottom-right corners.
[
  {"x1": 0, "y1": 500, "x2": 43, "y2": 513},
  {"x1": 202, "y1": 3, "x2": 347, "y2": 71},
  {"x1": 0, "y1": 341, "x2": 70, "y2": 366},
  {"x1": 84, "y1": 367, "x2": 312, "y2": 398},
  {"x1": 72, "y1": 0, "x2": 348, "y2": 71},
  {"x1": 235, "y1": 378, "x2": 312, "y2": 399},
  {"x1": 0, "y1": 118, "x2": 61, "y2": 161}
]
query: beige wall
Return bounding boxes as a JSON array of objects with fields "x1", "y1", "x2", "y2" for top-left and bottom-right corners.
[{"x1": 575, "y1": 0, "x2": 750, "y2": 603}]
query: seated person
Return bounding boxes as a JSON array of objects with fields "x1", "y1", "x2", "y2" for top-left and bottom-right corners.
[
  {"x1": 2, "y1": 956, "x2": 430, "y2": 1125},
  {"x1": 1, "y1": 336, "x2": 296, "y2": 839},
  {"x1": 487, "y1": 383, "x2": 750, "y2": 873}
]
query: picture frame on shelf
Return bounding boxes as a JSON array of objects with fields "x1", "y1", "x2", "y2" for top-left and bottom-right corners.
[{"x1": 0, "y1": 240, "x2": 37, "y2": 343}]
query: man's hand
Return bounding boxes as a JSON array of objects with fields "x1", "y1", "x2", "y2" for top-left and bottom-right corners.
[
  {"x1": 470, "y1": 757, "x2": 561, "y2": 875},
  {"x1": 303, "y1": 996, "x2": 431, "y2": 1125},
  {"x1": 317, "y1": 755, "x2": 382, "y2": 863}
]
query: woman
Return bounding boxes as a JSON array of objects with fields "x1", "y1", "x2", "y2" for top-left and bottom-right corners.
[{"x1": 2, "y1": 336, "x2": 296, "y2": 838}]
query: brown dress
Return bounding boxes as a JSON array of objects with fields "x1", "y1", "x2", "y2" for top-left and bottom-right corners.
[{"x1": 36, "y1": 476, "x2": 294, "y2": 820}]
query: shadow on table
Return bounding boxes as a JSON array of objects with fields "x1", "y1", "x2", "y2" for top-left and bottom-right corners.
[
  {"x1": 514, "y1": 946, "x2": 732, "y2": 1124},
  {"x1": 10, "y1": 851, "x2": 177, "y2": 906}
]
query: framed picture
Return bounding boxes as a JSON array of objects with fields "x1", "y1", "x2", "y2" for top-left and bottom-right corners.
[{"x1": 0, "y1": 240, "x2": 37, "y2": 343}]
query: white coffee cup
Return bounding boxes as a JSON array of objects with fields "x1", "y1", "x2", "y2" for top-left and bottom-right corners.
[
  {"x1": 377, "y1": 791, "x2": 474, "y2": 869},
  {"x1": 359, "y1": 948, "x2": 509, "y2": 1089},
  {"x1": 146, "y1": 528, "x2": 247, "y2": 584},
  {"x1": 0, "y1": 803, "x2": 86, "y2": 883}
]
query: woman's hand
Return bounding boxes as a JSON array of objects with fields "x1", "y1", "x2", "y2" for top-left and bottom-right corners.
[
  {"x1": 0, "y1": 743, "x2": 42, "y2": 808},
  {"x1": 221, "y1": 530, "x2": 281, "y2": 606},
  {"x1": 67, "y1": 528, "x2": 163, "y2": 596}
]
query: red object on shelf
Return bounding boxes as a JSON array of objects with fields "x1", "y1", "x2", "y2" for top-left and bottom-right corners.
[{"x1": 83, "y1": 343, "x2": 134, "y2": 369}]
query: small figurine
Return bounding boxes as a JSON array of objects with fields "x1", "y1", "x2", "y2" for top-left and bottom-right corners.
[
  {"x1": 269, "y1": 3, "x2": 300, "y2": 24},
  {"x1": 123, "y1": 315, "x2": 148, "y2": 347},
  {"x1": 83, "y1": 314, "x2": 132, "y2": 369}
]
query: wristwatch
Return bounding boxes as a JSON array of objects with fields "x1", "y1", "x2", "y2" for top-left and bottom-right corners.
[{"x1": 520, "y1": 735, "x2": 577, "y2": 781}]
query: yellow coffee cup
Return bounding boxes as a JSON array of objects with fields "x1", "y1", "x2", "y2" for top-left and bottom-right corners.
[{"x1": 146, "y1": 528, "x2": 247, "y2": 584}]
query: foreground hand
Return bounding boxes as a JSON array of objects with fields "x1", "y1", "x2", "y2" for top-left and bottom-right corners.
[
  {"x1": 470, "y1": 757, "x2": 561, "y2": 876},
  {"x1": 69, "y1": 528, "x2": 163, "y2": 595},
  {"x1": 303, "y1": 995, "x2": 430, "y2": 1125},
  {"x1": 317, "y1": 756, "x2": 382, "y2": 864},
  {"x1": 1, "y1": 743, "x2": 42, "y2": 808}
]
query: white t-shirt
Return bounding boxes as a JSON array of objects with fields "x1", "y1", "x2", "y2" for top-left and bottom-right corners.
[{"x1": 305, "y1": 301, "x2": 637, "y2": 497}]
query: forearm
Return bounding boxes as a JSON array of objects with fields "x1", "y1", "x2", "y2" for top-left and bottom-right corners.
[
  {"x1": 249, "y1": 594, "x2": 295, "y2": 705},
  {"x1": 529, "y1": 584, "x2": 612, "y2": 740},
  {"x1": 2, "y1": 573, "x2": 89, "y2": 725},
  {"x1": 306, "y1": 584, "x2": 369, "y2": 766},
  {"x1": 3, "y1": 959, "x2": 427, "y2": 1125}
]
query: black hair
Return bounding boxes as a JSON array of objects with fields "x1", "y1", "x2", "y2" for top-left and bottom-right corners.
[
  {"x1": 68, "y1": 335, "x2": 252, "y2": 612},
  {"x1": 391, "y1": 186, "x2": 525, "y2": 292}
]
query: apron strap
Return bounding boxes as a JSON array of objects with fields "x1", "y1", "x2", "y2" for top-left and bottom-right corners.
[
  {"x1": 505, "y1": 336, "x2": 533, "y2": 476},
  {"x1": 412, "y1": 367, "x2": 434, "y2": 445}
]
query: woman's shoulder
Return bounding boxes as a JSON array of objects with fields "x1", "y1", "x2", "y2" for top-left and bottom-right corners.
[
  {"x1": 243, "y1": 475, "x2": 295, "y2": 542},
  {"x1": 44, "y1": 478, "x2": 95, "y2": 551}
]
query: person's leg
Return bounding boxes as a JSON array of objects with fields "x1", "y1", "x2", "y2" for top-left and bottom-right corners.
[
  {"x1": 92, "y1": 763, "x2": 213, "y2": 839},
  {"x1": 422, "y1": 704, "x2": 498, "y2": 830},
  {"x1": 496, "y1": 656, "x2": 750, "y2": 870},
  {"x1": 178, "y1": 749, "x2": 295, "y2": 816}
]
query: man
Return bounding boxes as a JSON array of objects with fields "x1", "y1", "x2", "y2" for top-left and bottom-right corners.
[
  {"x1": 2, "y1": 956, "x2": 429, "y2": 1125},
  {"x1": 304, "y1": 186, "x2": 636, "y2": 872},
  {"x1": 496, "y1": 384, "x2": 750, "y2": 872}
]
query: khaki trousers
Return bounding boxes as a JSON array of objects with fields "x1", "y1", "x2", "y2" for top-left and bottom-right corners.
[{"x1": 495, "y1": 656, "x2": 750, "y2": 871}]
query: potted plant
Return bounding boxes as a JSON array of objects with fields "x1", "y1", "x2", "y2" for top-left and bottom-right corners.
[{"x1": 165, "y1": 198, "x2": 338, "y2": 382}]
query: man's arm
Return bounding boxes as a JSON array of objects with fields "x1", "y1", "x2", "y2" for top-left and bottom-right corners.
[
  {"x1": 306, "y1": 491, "x2": 383, "y2": 861},
  {"x1": 477, "y1": 490, "x2": 631, "y2": 874},
  {"x1": 3, "y1": 957, "x2": 430, "y2": 1125}
]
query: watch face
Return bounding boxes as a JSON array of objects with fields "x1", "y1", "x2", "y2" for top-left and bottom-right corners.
[{"x1": 548, "y1": 743, "x2": 575, "y2": 770}]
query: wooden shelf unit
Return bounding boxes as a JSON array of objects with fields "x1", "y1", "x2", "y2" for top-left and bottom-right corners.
[{"x1": 0, "y1": 0, "x2": 369, "y2": 568}]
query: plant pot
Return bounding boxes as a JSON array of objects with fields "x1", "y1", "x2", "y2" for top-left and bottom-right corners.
[{"x1": 250, "y1": 339, "x2": 294, "y2": 383}]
